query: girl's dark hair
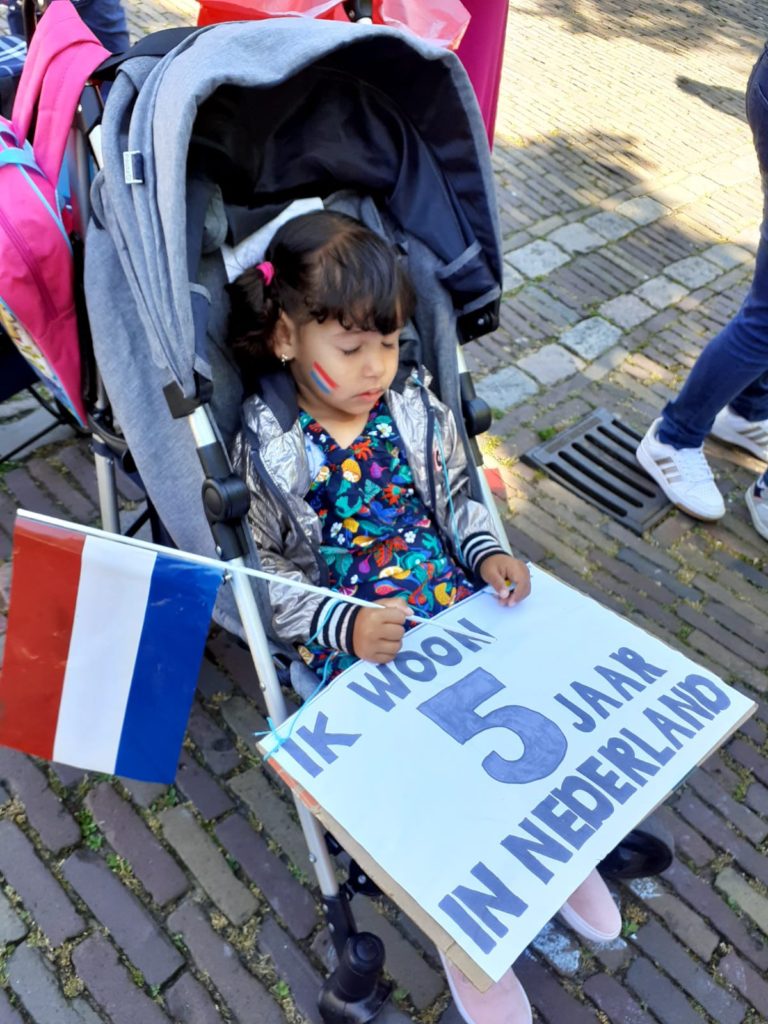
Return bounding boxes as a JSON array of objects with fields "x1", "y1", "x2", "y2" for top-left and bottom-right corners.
[{"x1": 226, "y1": 210, "x2": 416, "y2": 386}]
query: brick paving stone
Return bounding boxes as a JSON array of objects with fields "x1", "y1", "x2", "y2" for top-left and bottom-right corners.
[
  {"x1": 719, "y1": 950, "x2": 768, "y2": 1019},
  {"x1": 84, "y1": 782, "x2": 189, "y2": 906},
  {"x1": 2, "y1": 466, "x2": 62, "y2": 517},
  {"x1": 505, "y1": 239, "x2": 570, "y2": 277},
  {"x1": 62, "y1": 850, "x2": 184, "y2": 987},
  {"x1": 219, "y1": 695, "x2": 268, "y2": 754},
  {"x1": 438, "y1": 1004, "x2": 463, "y2": 1024},
  {"x1": 559, "y1": 317, "x2": 622, "y2": 359},
  {"x1": 548, "y1": 222, "x2": 604, "y2": 253},
  {"x1": 685, "y1": 771, "x2": 768, "y2": 846},
  {"x1": 50, "y1": 763, "x2": 87, "y2": 789},
  {"x1": 676, "y1": 604, "x2": 768, "y2": 671},
  {"x1": 582, "y1": 973, "x2": 655, "y2": 1024},
  {"x1": 702, "y1": 243, "x2": 754, "y2": 270},
  {"x1": 598, "y1": 293, "x2": 655, "y2": 328},
  {"x1": 590, "y1": 936, "x2": 635, "y2": 973},
  {"x1": 377, "y1": 1008, "x2": 416, "y2": 1024},
  {"x1": 205, "y1": 631, "x2": 266, "y2": 711},
  {"x1": 70, "y1": 999, "x2": 102, "y2": 1024},
  {"x1": 502, "y1": 261, "x2": 525, "y2": 293},
  {"x1": 0, "y1": 989, "x2": 24, "y2": 1024},
  {"x1": 175, "y1": 750, "x2": 234, "y2": 820},
  {"x1": 7, "y1": 944, "x2": 91, "y2": 1024},
  {"x1": 26, "y1": 458, "x2": 96, "y2": 521},
  {"x1": 187, "y1": 703, "x2": 241, "y2": 776},
  {"x1": 634, "y1": 919, "x2": 745, "y2": 1024},
  {"x1": 71, "y1": 934, "x2": 171, "y2": 1024},
  {"x1": 664, "y1": 255, "x2": 721, "y2": 288},
  {"x1": 118, "y1": 778, "x2": 168, "y2": 808},
  {"x1": 615, "y1": 197, "x2": 670, "y2": 224},
  {"x1": 54, "y1": 444, "x2": 101, "y2": 505},
  {"x1": 473, "y1": 365, "x2": 539, "y2": 412},
  {"x1": 215, "y1": 813, "x2": 317, "y2": 940},
  {"x1": 634, "y1": 275, "x2": 689, "y2": 309},
  {"x1": 626, "y1": 876, "x2": 719, "y2": 962},
  {"x1": 195, "y1": 659, "x2": 234, "y2": 701},
  {"x1": 0, "y1": 749, "x2": 80, "y2": 852},
  {"x1": 256, "y1": 916, "x2": 324, "y2": 1024},
  {"x1": 516, "y1": 344, "x2": 584, "y2": 385},
  {"x1": 653, "y1": 805, "x2": 715, "y2": 869},
  {"x1": 228, "y1": 768, "x2": 314, "y2": 878},
  {"x1": 167, "y1": 900, "x2": 284, "y2": 1024},
  {"x1": 584, "y1": 211, "x2": 636, "y2": 240},
  {"x1": 0, "y1": 410, "x2": 73, "y2": 464},
  {"x1": 0, "y1": 820, "x2": 84, "y2": 946},
  {"x1": 0, "y1": 891, "x2": 27, "y2": 943},
  {"x1": 745, "y1": 779, "x2": 768, "y2": 818},
  {"x1": 716, "y1": 866, "x2": 768, "y2": 935},
  {"x1": 309, "y1": 927, "x2": 338, "y2": 972},
  {"x1": 160, "y1": 806, "x2": 258, "y2": 925},
  {"x1": 661, "y1": 859, "x2": 768, "y2": 971},
  {"x1": 352, "y1": 899, "x2": 443, "y2": 1011},
  {"x1": 515, "y1": 952, "x2": 600, "y2": 1023},
  {"x1": 625, "y1": 956, "x2": 703, "y2": 1024},
  {"x1": 165, "y1": 973, "x2": 223, "y2": 1024}
]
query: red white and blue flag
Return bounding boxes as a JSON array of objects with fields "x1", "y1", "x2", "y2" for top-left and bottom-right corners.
[{"x1": 0, "y1": 515, "x2": 223, "y2": 783}]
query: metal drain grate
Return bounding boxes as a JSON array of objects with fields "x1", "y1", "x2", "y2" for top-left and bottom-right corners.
[{"x1": 522, "y1": 408, "x2": 671, "y2": 534}]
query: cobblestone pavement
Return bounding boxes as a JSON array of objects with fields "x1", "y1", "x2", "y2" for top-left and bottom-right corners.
[{"x1": 1, "y1": 1, "x2": 768, "y2": 1022}]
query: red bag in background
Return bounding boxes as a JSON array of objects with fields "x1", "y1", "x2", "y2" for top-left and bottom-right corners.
[{"x1": 196, "y1": 0, "x2": 470, "y2": 51}]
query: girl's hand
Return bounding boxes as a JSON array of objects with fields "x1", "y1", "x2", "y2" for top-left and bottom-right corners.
[
  {"x1": 479, "y1": 555, "x2": 531, "y2": 606},
  {"x1": 352, "y1": 598, "x2": 410, "y2": 663}
]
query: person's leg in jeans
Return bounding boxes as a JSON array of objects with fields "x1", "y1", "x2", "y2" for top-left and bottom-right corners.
[
  {"x1": 72, "y1": 0, "x2": 128, "y2": 53},
  {"x1": 7, "y1": 0, "x2": 128, "y2": 52},
  {"x1": 660, "y1": 45, "x2": 768, "y2": 449},
  {"x1": 637, "y1": 45, "x2": 768, "y2": 519},
  {"x1": 6, "y1": 2, "x2": 24, "y2": 36}
]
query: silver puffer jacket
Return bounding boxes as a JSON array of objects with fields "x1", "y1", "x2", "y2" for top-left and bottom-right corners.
[{"x1": 231, "y1": 368, "x2": 505, "y2": 655}]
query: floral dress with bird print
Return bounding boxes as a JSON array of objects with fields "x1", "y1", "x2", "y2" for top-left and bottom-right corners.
[{"x1": 299, "y1": 399, "x2": 475, "y2": 682}]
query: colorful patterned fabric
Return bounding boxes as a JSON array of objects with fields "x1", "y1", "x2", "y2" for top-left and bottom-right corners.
[{"x1": 299, "y1": 400, "x2": 475, "y2": 680}]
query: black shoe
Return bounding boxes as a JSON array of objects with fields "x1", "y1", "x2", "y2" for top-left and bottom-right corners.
[{"x1": 598, "y1": 828, "x2": 673, "y2": 880}]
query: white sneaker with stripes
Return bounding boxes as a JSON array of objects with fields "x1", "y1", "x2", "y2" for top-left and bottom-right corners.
[
  {"x1": 746, "y1": 476, "x2": 768, "y2": 540},
  {"x1": 710, "y1": 406, "x2": 768, "y2": 462},
  {"x1": 636, "y1": 419, "x2": 725, "y2": 520}
]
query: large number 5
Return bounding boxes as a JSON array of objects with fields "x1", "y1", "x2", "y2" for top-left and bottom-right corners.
[{"x1": 417, "y1": 667, "x2": 567, "y2": 784}]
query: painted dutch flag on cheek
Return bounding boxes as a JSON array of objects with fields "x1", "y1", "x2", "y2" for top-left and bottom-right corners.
[
  {"x1": 0, "y1": 517, "x2": 222, "y2": 782},
  {"x1": 311, "y1": 362, "x2": 337, "y2": 394}
]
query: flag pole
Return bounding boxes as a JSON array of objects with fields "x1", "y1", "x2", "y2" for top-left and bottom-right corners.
[{"x1": 15, "y1": 509, "x2": 383, "y2": 612}]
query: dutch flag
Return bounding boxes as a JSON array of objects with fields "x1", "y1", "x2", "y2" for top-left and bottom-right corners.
[{"x1": 0, "y1": 514, "x2": 223, "y2": 783}]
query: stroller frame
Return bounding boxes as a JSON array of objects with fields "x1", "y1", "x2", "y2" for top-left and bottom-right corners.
[
  {"x1": 9, "y1": 10, "x2": 671, "y2": 1020},
  {"x1": 70, "y1": 19, "x2": 513, "y2": 1014}
]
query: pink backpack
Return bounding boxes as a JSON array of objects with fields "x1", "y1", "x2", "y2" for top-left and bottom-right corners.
[{"x1": 0, "y1": 0, "x2": 109, "y2": 425}]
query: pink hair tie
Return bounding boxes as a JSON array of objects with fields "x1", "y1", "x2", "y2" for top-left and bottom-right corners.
[{"x1": 256, "y1": 261, "x2": 275, "y2": 286}]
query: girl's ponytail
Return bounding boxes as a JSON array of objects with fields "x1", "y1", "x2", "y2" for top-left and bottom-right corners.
[{"x1": 226, "y1": 263, "x2": 283, "y2": 391}]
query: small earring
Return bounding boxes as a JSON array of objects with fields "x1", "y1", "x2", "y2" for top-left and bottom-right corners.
[{"x1": 280, "y1": 354, "x2": 288, "y2": 367}]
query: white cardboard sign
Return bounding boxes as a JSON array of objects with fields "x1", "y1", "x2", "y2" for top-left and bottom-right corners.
[{"x1": 259, "y1": 566, "x2": 754, "y2": 983}]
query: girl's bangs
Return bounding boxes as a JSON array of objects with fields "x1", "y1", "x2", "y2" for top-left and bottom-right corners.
[{"x1": 307, "y1": 237, "x2": 415, "y2": 334}]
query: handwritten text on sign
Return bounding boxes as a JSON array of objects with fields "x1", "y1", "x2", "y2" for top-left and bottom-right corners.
[{"x1": 260, "y1": 566, "x2": 754, "y2": 982}]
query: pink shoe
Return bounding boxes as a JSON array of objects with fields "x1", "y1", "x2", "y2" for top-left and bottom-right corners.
[
  {"x1": 559, "y1": 869, "x2": 622, "y2": 942},
  {"x1": 439, "y1": 951, "x2": 532, "y2": 1024}
]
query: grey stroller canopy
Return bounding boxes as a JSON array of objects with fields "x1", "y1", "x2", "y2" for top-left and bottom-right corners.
[{"x1": 85, "y1": 17, "x2": 503, "y2": 605}]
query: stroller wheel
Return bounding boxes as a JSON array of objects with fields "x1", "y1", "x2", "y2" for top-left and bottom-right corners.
[
  {"x1": 598, "y1": 826, "x2": 673, "y2": 880},
  {"x1": 318, "y1": 932, "x2": 391, "y2": 1024}
]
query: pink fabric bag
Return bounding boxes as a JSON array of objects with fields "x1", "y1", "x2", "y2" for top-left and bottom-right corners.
[{"x1": 0, "y1": 0, "x2": 108, "y2": 425}]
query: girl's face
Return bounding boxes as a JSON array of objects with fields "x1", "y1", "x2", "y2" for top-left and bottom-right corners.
[{"x1": 275, "y1": 314, "x2": 401, "y2": 423}]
